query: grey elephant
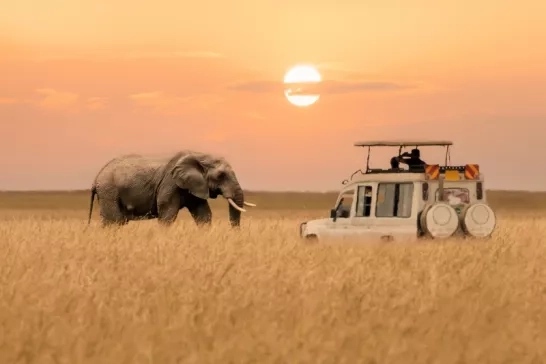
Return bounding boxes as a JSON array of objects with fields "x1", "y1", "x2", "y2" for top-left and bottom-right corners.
[{"x1": 87, "y1": 150, "x2": 256, "y2": 227}]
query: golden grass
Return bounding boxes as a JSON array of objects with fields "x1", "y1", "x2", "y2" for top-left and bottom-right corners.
[{"x1": 1, "y1": 190, "x2": 546, "y2": 363}]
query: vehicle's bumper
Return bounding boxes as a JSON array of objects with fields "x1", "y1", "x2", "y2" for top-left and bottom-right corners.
[{"x1": 299, "y1": 222, "x2": 307, "y2": 237}]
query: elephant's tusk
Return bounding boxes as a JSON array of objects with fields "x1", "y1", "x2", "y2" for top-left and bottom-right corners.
[
  {"x1": 227, "y1": 198, "x2": 246, "y2": 212},
  {"x1": 243, "y1": 202, "x2": 256, "y2": 207}
]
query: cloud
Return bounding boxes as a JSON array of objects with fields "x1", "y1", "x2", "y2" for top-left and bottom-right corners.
[
  {"x1": 228, "y1": 81, "x2": 279, "y2": 93},
  {"x1": 85, "y1": 97, "x2": 108, "y2": 111},
  {"x1": 33, "y1": 89, "x2": 108, "y2": 113},
  {"x1": 0, "y1": 97, "x2": 17, "y2": 105},
  {"x1": 22, "y1": 50, "x2": 224, "y2": 62},
  {"x1": 129, "y1": 91, "x2": 223, "y2": 115},
  {"x1": 118, "y1": 50, "x2": 224, "y2": 60},
  {"x1": 35, "y1": 88, "x2": 80, "y2": 112},
  {"x1": 315, "y1": 63, "x2": 376, "y2": 78},
  {"x1": 228, "y1": 79, "x2": 413, "y2": 95}
]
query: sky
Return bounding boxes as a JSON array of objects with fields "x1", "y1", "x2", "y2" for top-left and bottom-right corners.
[{"x1": 1, "y1": 0, "x2": 546, "y2": 191}]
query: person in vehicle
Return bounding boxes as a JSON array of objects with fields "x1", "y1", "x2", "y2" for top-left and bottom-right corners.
[
  {"x1": 389, "y1": 156, "x2": 401, "y2": 169},
  {"x1": 396, "y1": 148, "x2": 427, "y2": 171}
]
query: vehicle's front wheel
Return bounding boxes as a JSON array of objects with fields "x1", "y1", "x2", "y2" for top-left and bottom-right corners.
[{"x1": 304, "y1": 234, "x2": 319, "y2": 244}]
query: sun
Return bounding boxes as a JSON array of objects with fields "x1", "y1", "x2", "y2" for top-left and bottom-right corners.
[{"x1": 283, "y1": 65, "x2": 321, "y2": 107}]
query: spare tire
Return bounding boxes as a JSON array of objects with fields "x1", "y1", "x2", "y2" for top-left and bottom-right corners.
[
  {"x1": 419, "y1": 203, "x2": 459, "y2": 239},
  {"x1": 459, "y1": 203, "x2": 496, "y2": 238}
]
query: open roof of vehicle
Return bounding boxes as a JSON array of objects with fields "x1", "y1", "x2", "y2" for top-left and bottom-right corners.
[{"x1": 354, "y1": 140, "x2": 453, "y2": 147}]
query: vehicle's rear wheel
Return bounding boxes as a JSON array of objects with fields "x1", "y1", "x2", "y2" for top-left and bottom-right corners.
[
  {"x1": 419, "y1": 202, "x2": 459, "y2": 239},
  {"x1": 459, "y1": 203, "x2": 496, "y2": 238},
  {"x1": 416, "y1": 211, "x2": 426, "y2": 238}
]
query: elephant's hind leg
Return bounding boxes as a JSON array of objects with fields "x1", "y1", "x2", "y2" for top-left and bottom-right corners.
[
  {"x1": 187, "y1": 199, "x2": 212, "y2": 227},
  {"x1": 99, "y1": 198, "x2": 128, "y2": 227}
]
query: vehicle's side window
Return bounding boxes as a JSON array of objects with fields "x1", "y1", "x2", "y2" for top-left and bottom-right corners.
[
  {"x1": 356, "y1": 186, "x2": 373, "y2": 217},
  {"x1": 336, "y1": 190, "x2": 355, "y2": 218},
  {"x1": 376, "y1": 183, "x2": 414, "y2": 218}
]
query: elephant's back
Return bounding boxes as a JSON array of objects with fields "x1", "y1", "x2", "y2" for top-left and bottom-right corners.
[{"x1": 95, "y1": 154, "x2": 168, "y2": 189}]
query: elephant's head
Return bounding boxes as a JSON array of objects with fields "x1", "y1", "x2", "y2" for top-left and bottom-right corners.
[{"x1": 169, "y1": 151, "x2": 256, "y2": 227}]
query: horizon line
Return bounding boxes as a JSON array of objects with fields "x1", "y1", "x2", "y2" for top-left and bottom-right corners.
[{"x1": 1, "y1": 188, "x2": 545, "y2": 194}]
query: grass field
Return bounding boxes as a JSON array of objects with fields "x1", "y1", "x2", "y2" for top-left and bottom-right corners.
[{"x1": 1, "y1": 190, "x2": 546, "y2": 363}]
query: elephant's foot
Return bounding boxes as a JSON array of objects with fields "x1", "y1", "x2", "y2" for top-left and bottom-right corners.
[
  {"x1": 194, "y1": 217, "x2": 212, "y2": 227},
  {"x1": 157, "y1": 213, "x2": 178, "y2": 226},
  {"x1": 192, "y1": 208, "x2": 212, "y2": 226},
  {"x1": 100, "y1": 218, "x2": 128, "y2": 228}
]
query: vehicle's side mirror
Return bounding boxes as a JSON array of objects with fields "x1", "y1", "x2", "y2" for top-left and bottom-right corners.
[{"x1": 330, "y1": 208, "x2": 337, "y2": 222}]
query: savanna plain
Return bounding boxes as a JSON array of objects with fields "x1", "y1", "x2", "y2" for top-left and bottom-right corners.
[{"x1": 1, "y1": 190, "x2": 546, "y2": 363}]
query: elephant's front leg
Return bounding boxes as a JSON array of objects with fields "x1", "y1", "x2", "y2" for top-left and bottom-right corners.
[
  {"x1": 187, "y1": 199, "x2": 212, "y2": 227},
  {"x1": 157, "y1": 192, "x2": 181, "y2": 226}
]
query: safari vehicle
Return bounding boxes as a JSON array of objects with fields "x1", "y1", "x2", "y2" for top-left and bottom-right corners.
[{"x1": 299, "y1": 140, "x2": 497, "y2": 242}]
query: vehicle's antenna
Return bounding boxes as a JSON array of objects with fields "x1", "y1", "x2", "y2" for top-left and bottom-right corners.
[
  {"x1": 365, "y1": 146, "x2": 371, "y2": 171},
  {"x1": 445, "y1": 145, "x2": 451, "y2": 166}
]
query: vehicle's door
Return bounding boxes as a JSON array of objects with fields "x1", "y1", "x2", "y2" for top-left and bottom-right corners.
[
  {"x1": 327, "y1": 188, "x2": 356, "y2": 238},
  {"x1": 374, "y1": 182, "x2": 417, "y2": 240},
  {"x1": 347, "y1": 184, "x2": 377, "y2": 239}
]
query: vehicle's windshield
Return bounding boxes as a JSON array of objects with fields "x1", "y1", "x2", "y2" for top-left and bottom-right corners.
[
  {"x1": 335, "y1": 190, "x2": 355, "y2": 218},
  {"x1": 436, "y1": 187, "x2": 470, "y2": 205}
]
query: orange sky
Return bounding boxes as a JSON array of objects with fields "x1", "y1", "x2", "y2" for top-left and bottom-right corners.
[{"x1": 1, "y1": 0, "x2": 546, "y2": 191}]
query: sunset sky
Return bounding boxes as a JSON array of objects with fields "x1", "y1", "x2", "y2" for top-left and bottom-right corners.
[{"x1": 2, "y1": 0, "x2": 546, "y2": 191}]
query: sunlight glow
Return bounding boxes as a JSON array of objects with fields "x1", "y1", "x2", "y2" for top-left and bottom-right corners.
[{"x1": 283, "y1": 65, "x2": 321, "y2": 107}]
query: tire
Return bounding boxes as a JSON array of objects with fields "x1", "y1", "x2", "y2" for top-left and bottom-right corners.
[
  {"x1": 419, "y1": 203, "x2": 460, "y2": 239},
  {"x1": 459, "y1": 203, "x2": 496, "y2": 238}
]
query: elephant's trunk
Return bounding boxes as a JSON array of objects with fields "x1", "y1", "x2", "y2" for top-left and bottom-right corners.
[{"x1": 226, "y1": 186, "x2": 245, "y2": 228}]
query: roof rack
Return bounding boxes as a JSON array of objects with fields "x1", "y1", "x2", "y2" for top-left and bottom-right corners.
[
  {"x1": 354, "y1": 140, "x2": 453, "y2": 147},
  {"x1": 354, "y1": 139, "x2": 453, "y2": 171}
]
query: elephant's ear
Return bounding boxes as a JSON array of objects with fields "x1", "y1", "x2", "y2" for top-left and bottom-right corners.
[{"x1": 171, "y1": 154, "x2": 209, "y2": 200}]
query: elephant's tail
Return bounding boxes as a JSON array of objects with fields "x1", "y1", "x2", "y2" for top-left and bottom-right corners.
[{"x1": 88, "y1": 186, "x2": 97, "y2": 225}]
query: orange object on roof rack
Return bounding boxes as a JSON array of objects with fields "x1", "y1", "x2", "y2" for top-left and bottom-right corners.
[
  {"x1": 425, "y1": 164, "x2": 440, "y2": 180},
  {"x1": 464, "y1": 164, "x2": 480, "y2": 179}
]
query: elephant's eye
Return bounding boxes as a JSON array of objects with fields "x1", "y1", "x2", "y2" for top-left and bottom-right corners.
[{"x1": 216, "y1": 171, "x2": 226, "y2": 180}]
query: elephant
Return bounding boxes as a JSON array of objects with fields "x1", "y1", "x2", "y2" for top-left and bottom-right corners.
[{"x1": 87, "y1": 150, "x2": 256, "y2": 227}]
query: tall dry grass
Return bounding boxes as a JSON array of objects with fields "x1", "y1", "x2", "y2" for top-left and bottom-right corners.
[{"x1": 1, "y1": 191, "x2": 546, "y2": 363}]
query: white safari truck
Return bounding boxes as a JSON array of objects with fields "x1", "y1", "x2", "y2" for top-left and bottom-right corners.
[{"x1": 299, "y1": 140, "x2": 497, "y2": 242}]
